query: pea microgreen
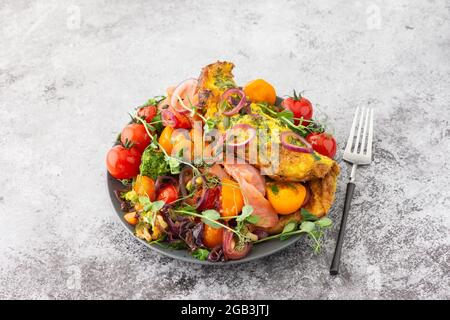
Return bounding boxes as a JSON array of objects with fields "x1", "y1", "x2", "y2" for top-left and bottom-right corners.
[
  {"x1": 138, "y1": 195, "x2": 164, "y2": 213},
  {"x1": 280, "y1": 221, "x2": 297, "y2": 241},
  {"x1": 201, "y1": 210, "x2": 222, "y2": 228},
  {"x1": 255, "y1": 209, "x2": 333, "y2": 253}
]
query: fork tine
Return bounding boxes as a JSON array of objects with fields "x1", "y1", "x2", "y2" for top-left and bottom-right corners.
[
  {"x1": 353, "y1": 107, "x2": 366, "y2": 153},
  {"x1": 345, "y1": 106, "x2": 360, "y2": 153},
  {"x1": 359, "y1": 107, "x2": 371, "y2": 154},
  {"x1": 366, "y1": 108, "x2": 374, "y2": 156}
]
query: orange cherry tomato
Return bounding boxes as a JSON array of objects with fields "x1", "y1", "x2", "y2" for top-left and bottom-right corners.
[
  {"x1": 243, "y1": 79, "x2": 276, "y2": 105},
  {"x1": 203, "y1": 224, "x2": 223, "y2": 249},
  {"x1": 133, "y1": 175, "x2": 156, "y2": 201},
  {"x1": 266, "y1": 182, "x2": 306, "y2": 215},
  {"x1": 158, "y1": 126, "x2": 174, "y2": 154},
  {"x1": 221, "y1": 178, "x2": 244, "y2": 219},
  {"x1": 124, "y1": 212, "x2": 138, "y2": 225}
]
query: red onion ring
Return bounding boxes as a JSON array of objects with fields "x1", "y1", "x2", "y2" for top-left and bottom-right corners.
[
  {"x1": 280, "y1": 131, "x2": 313, "y2": 153},
  {"x1": 155, "y1": 176, "x2": 178, "y2": 195},
  {"x1": 170, "y1": 78, "x2": 198, "y2": 115},
  {"x1": 222, "y1": 230, "x2": 252, "y2": 260},
  {"x1": 225, "y1": 124, "x2": 256, "y2": 147},
  {"x1": 161, "y1": 109, "x2": 177, "y2": 127},
  {"x1": 190, "y1": 175, "x2": 221, "y2": 211},
  {"x1": 220, "y1": 88, "x2": 247, "y2": 116}
]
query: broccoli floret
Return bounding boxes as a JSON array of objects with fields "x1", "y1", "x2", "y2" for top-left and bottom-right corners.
[{"x1": 139, "y1": 148, "x2": 170, "y2": 179}]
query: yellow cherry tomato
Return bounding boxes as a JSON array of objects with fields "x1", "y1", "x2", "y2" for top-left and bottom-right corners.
[
  {"x1": 203, "y1": 224, "x2": 223, "y2": 249},
  {"x1": 266, "y1": 182, "x2": 306, "y2": 215},
  {"x1": 221, "y1": 178, "x2": 244, "y2": 218},
  {"x1": 133, "y1": 175, "x2": 156, "y2": 201},
  {"x1": 158, "y1": 126, "x2": 174, "y2": 154},
  {"x1": 243, "y1": 79, "x2": 277, "y2": 105}
]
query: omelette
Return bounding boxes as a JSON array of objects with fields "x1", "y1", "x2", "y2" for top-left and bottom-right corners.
[{"x1": 197, "y1": 61, "x2": 340, "y2": 222}]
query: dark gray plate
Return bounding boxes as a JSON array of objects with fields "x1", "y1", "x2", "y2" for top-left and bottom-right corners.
[{"x1": 107, "y1": 171, "x2": 304, "y2": 265}]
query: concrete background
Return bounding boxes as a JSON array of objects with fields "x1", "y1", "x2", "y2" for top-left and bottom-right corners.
[{"x1": 0, "y1": 0, "x2": 449, "y2": 299}]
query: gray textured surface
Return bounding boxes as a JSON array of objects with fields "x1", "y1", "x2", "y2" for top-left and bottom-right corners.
[{"x1": 1, "y1": 0, "x2": 449, "y2": 300}]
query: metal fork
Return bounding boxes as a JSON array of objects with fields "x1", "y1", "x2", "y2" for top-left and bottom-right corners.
[{"x1": 330, "y1": 107, "x2": 374, "y2": 275}]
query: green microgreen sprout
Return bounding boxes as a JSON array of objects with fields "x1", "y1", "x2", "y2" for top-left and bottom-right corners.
[{"x1": 254, "y1": 208, "x2": 333, "y2": 253}]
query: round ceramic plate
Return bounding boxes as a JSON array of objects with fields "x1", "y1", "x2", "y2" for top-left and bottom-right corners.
[{"x1": 108, "y1": 96, "x2": 311, "y2": 264}]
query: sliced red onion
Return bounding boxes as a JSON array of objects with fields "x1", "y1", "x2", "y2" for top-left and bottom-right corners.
[
  {"x1": 225, "y1": 124, "x2": 256, "y2": 147},
  {"x1": 155, "y1": 176, "x2": 178, "y2": 194},
  {"x1": 179, "y1": 166, "x2": 194, "y2": 197},
  {"x1": 161, "y1": 109, "x2": 177, "y2": 127},
  {"x1": 196, "y1": 186, "x2": 221, "y2": 211},
  {"x1": 222, "y1": 230, "x2": 252, "y2": 260},
  {"x1": 220, "y1": 88, "x2": 247, "y2": 116},
  {"x1": 207, "y1": 245, "x2": 224, "y2": 262},
  {"x1": 280, "y1": 131, "x2": 313, "y2": 153},
  {"x1": 170, "y1": 78, "x2": 198, "y2": 115}
]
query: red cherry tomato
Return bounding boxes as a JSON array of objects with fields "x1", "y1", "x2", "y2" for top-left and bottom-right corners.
[
  {"x1": 106, "y1": 145, "x2": 141, "y2": 180},
  {"x1": 306, "y1": 132, "x2": 337, "y2": 158},
  {"x1": 161, "y1": 108, "x2": 192, "y2": 129},
  {"x1": 137, "y1": 105, "x2": 157, "y2": 123},
  {"x1": 157, "y1": 184, "x2": 179, "y2": 204},
  {"x1": 281, "y1": 91, "x2": 313, "y2": 126},
  {"x1": 173, "y1": 111, "x2": 192, "y2": 129},
  {"x1": 120, "y1": 123, "x2": 152, "y2": 153}
]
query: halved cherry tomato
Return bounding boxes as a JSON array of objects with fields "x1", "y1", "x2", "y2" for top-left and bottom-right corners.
[
  {"x1": 121, "y1": 123, "x2": 151, "y2": 153},
  {"x1": 106, "y1": 145, "x2": 141, "y2": 180},
  {"x1": 266, "y1": 182, "x2": 306, "y2": 215},
  {"x1": 133, "y1": 175, "x2": 156, "y2": 201},
  {"x1": 157, "y1": 184, "x2": 178, "y2": 204},
  {"x1": 203, "y1": 224, "x2": 223, "y2": 249},
  {"x1": 137, "y1": 105, "x2": 157, "y2": 123},
  {"x1": 243, "y1": 79, "x2": 276, "y2": 105},
  {"x1": 221, "y1": 178, "x2": 244, "y2": 219},
  {"x1": 173, "y1": 111, "x2": 192, "y2": 129},
  {"x1": 281, "y1": 91, "x2": 313, "y2": 126},
  {"x1": 306, "y1": 132, "x2": 337, "y2": 158},
  {"x1": 158, "y1": 126, "x2": 174, "y2": 154}
]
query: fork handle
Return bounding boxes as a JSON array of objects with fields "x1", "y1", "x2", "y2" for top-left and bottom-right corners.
[{"x1": 330, "y1": 182, "x2": 355, "y2": 275}]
